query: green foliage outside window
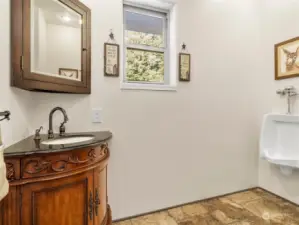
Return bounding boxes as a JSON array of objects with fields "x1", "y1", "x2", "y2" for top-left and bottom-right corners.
[
  {"x1": 126, "y1": 30, "x2": 164, "y2": 48},
  {"x1": 126, "y1": 31, "x2": 165, "y2": 82}
]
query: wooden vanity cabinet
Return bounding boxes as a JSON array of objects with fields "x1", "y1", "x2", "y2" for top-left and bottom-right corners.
[{"x1": 0, "y1": 144, "x2": 111, "y2": 225}]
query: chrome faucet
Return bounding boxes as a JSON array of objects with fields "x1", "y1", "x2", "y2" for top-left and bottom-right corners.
[
  {"x1": 48, "y1": 107, "x2": 69, "y2": 139},
  {"x1": 276, "y1": 86, "x2": 298, "y2": 114}
]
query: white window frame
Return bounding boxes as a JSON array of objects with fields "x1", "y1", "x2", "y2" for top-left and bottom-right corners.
[{"x1": 122, "y1": 4, "x2": 175, "y2": 91}]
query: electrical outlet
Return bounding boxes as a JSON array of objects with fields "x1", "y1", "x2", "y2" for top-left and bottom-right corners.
[{"x1": 92, "y1": 109, "x2": 102, "y2": 123}]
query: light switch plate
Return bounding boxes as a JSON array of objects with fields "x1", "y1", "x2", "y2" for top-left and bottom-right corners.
[{"x1": 92, "y1": 109, "x2": 102, "y2": 123}]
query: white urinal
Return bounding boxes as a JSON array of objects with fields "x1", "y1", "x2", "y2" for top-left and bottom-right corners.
[{"x1": 260, "y1": 113, "x2": 299, "y2": 172}]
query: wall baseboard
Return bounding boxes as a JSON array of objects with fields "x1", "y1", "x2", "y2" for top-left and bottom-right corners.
[{"x1": 257, "y1": 187, "x2": 299, "y2": 207}]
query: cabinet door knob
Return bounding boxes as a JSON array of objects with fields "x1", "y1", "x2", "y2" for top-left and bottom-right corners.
[
  {"x1": 89, "y1": 191, "x2": 94, "y2": 220},
  {"x1": 94, "y1": 188, "x2": 100, "y2": 216}
]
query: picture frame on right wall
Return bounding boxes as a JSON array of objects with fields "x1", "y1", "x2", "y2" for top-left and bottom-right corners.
[
  {"x1": 275, "y1": 36, "x2": 299, "y2": 80},
  {"x1": 179, "y1": 53, "x2": 191, "y2": 82}
]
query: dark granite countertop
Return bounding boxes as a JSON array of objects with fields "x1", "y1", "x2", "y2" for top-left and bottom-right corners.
[{"x1": 4, "y1": 131, "x2": 112, "y2": 157}]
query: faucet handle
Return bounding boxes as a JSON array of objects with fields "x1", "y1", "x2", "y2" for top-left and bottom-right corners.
[
  {"x1": 34, "y1": 126, "x2": 43, "y2": 140},
  {"x1": 59, "y1": 122, "x2": 66, "y2": 136},
  {"x1": 36, "y1": 126, "x2": 43, "y2": 134}
]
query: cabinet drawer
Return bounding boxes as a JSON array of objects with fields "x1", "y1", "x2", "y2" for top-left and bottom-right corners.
[{"x1": 21, "y1": 145, "x2": 108, "y2": 179}]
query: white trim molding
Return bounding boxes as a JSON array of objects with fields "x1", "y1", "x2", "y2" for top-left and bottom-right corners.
[
  {"x1": 121, "y1": 83, "x2": 177, "y2": 91},
  {"x1": 123, "y1": 4, "x2": 174, "y2": 91},
  {"x1": 124, "y1": 0, "x2": 176, "y2": 10},
  {"x1": 122, "y1": 1, "x2": 178, "y2": 92}
]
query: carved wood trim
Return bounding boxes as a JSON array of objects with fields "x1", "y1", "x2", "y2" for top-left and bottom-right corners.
[
  {"x1": 23, "y1": 149, "x2": 99, "y2": 175},
  {"x1": 100, "y1": 143, "x2": 109, "y2": 157},
  {"x1": 6, "y1": 162, "x2": 16, "y2": 181},
  {"x1": 12, "y1": 158, "x2": 108, "y2": 186},
  {"x1": 24, "y1": 160, "x2": 50, "y2": 174}
]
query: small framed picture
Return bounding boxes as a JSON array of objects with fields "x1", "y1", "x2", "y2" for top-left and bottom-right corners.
[
  {"x1": 275, "y1": 36, "x2": 299, "y2": 80},
  {"x1": 179, "y1": 53, "x2": 191, "y2": 81},
  {"x1": 59, "y1": 68, "x2": 79, "y2": 79},
  {"x1": 104, "y1": 43, "x2": 120, "y2": 77}
]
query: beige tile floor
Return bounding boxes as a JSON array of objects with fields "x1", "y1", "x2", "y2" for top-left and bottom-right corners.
[{"x1": 113, "y1": 188, "x2": 299, "y2": 225}]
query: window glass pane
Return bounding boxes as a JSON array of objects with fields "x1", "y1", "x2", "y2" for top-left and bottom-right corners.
[
  {"x1": 125, "y1": 30, "x2": 163, "y2": 48},
  {"x1": 126, "y1": 48, "x2": 164, "y2": 82},
  {"x1": 125, "y1": 10, "x2": 164, "y2": 48}
]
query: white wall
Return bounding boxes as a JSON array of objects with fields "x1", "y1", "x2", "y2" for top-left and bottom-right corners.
[
  {"x1": 28, "y1": 0, "x2": 259, "y2": 219},
  {"x1": 0, "y1": 0, "x2": 33, "y2": 147},
  {"x1": 0, "y1": 0, "x2": 273, "y2": 221},
  {"x1": 257, "y1": 0, "x2": 299, "y2": 205}
]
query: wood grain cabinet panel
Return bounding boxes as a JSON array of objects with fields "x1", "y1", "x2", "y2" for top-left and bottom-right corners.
[
  {"x1": 0, "y1": 186, "x2": 20, "y2": 225},
  {"x1": 1, "y1": 144, "x2": 111, "y2": 225},
  {"x1": 21, "y1": 172, "x2": 93, "y2": 225}
]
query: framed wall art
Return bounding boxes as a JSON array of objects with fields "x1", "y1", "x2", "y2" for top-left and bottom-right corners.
[
  {"x1": 275, "y1": 36, "x2": 299, "y2": 80},
  {"x1": 104, "y1": 43, "x2": 120, "y2": 77},
  {"x1": 59, "y1": 68, "x2": 79, "y2": 79},
  {"x1": 179, "y1": 53, "x2": 191, "y2": 82}
]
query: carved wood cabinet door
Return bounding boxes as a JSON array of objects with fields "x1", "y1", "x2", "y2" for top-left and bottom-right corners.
[
  {"x1": 21, "y1": 171, "x2": 94, "y2": 225},
  {"x1": 93, "y1": 166, "x2": 107, "y2": 225}
]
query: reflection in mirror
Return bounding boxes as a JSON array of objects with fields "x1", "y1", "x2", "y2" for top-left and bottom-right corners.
[{"x1": 31, "y1": 0, "x2": 82, "y2": 81}]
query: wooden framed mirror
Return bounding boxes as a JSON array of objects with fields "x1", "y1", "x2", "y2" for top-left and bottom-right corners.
[{"x1": 11, "y1": 0, "x2": 91, "y2": 94}]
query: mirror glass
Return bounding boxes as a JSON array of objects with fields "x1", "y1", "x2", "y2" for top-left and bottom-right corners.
[{"x1": 31, "y1": 0, "x2": 82, "y2": 81}]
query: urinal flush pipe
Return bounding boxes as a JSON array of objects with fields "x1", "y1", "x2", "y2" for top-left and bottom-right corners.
[
  {"x1": 276, "y1": 86, "x2": 297, "y2": 114},
  {"x1": 287, "y1": 95, "x2": 291, "y2": 114}
]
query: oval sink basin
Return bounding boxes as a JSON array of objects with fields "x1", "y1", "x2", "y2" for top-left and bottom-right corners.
[{"x1": 42, "y1": 135, "x2": 95, "y2": 145}]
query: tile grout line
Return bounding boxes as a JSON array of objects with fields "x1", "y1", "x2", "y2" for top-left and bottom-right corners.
[
  {"x1": 166, "y1": 210, "x2": 178, "y2": 224},
  {"x1": 224, "y1": 192, "x2": 267, "y2": 224}
]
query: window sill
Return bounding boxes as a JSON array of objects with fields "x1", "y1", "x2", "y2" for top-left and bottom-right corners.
[{"x1": 121, "y1": 83, "x2": 177, "y2": 91}]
